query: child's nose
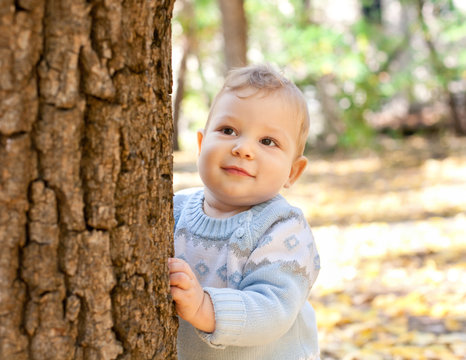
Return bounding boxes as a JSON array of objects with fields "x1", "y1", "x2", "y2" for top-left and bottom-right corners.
[{"x1": 232, "y1": 138, "x2": 254, "y2": 159}]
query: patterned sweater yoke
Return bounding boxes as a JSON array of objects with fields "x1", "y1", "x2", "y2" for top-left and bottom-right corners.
[{"x1": 174, "y1": 188, "x2": 321, "y2": 360}]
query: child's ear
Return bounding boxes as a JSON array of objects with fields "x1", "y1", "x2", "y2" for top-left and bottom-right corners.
[
  {"x1": 284, "y1": 156, "x2": 307, "y2": 188},
  {"x1": 197, "y1": 130, "x2": 204, "y2": 155}
]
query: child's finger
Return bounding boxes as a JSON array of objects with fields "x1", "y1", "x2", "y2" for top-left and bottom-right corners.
[
  {"x1": 170, "y1": 285, "x2": 183, "y2": 302},
  {"x1": 168, "y1": 257, "x2": 186, "y2": 265},
  {"x1": 168, "y1": 258, "x2": 195, "y2": 279},
  {"x1": 169, "y1": 271, "x2": 193, "y2": 290},
  {"x1": 168, "y1": 261, "x2": 191, "y2": 275}
]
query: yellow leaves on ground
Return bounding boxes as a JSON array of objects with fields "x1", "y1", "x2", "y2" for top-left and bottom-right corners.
[
  {"x1": 311, "y1": 220, "x2": 466, "y2": 360},
  {"x1": 372, "y1": 292, "x2": 429, "y2": 317}
]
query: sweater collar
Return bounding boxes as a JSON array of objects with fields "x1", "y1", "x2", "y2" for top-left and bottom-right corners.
[{"x1": 184, "y1": 189, "x2": 276, "y2": 240}]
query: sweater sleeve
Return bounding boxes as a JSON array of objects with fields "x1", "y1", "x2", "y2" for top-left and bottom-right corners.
[{"x1": 197, "y1": 215, "x2": 320, "y2": 348}]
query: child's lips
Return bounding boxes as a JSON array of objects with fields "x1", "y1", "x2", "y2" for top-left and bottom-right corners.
[{"x1": 221, "y1": 166, "x2": 255, "y2": 177}]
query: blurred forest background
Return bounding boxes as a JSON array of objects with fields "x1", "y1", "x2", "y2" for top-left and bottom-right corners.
[
  {"x1": 172, "y1": 0, "x2": 466, "y2": 150},
  {"x1": 171, "y1": 0, "x2": 466, "y2": 359}
]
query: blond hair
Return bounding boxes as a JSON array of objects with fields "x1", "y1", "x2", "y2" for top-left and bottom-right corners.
[{"x1": 205, "y1": 64, "x2": 310, "y2": 156}]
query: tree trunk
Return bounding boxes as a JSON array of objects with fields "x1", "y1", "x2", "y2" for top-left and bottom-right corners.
[
  {"x1": 0, "y1": 1, "x2": 178, "y2": 359},
  {"x1": 173, "y1": 42, "x2": 189, "y2": 151},
  {"x1": 218, "y1": 0, "x2": 248, "y2": 70},
  {"x1": 315, "y1": 74, "x2": 345, "y2": 147},
  {"x1": 416, "y1": 0, "x2": 466, "y2": 135},
  {"x1": 172, "y1": 0, "x2": 196, "y2": 151}
]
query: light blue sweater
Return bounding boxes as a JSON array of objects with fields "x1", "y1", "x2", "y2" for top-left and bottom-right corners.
[{"x1": 174, "y1": 188, "x2": 320, "y2": 360}]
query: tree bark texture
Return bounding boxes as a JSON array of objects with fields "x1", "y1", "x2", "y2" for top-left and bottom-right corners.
[
  {"x1": 218, "y1": 0, "x2": 247, "y2": 70},
  {"x1": 0, "y1": 0, "x2": 178, "y2": 359}
]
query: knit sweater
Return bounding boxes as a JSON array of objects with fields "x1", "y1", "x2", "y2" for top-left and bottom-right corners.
[{"x1": 174, "y1": 188, "x2": 320, "y2": 360}]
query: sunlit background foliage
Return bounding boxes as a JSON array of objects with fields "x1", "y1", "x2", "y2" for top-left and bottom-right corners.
[{"x1": 172, "y1": 0, "x2": 466, "y2": 150}]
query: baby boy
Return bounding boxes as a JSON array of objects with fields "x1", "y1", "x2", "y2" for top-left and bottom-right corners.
[{"x1": 169, "y1": 64, "x2": 320, "y2": 360}]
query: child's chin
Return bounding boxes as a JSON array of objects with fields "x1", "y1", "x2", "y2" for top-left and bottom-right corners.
[{"x1": 221, "y1": 193, "x2": 271, "y2": 207}]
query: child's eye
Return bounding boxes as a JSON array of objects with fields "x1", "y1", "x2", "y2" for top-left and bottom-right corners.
[
  {"x1": 221, "y1": 127, "x2": 236, "y2": 136},
  {"x1": 260, "y1": 138, "x2": 277, "y2": 147}
]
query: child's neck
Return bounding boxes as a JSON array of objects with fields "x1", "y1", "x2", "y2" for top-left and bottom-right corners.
[{"x1": 203, "y1": 190, "x2": 251, "y2": 219}]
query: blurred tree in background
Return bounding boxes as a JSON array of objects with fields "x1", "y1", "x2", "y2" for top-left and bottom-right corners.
[
  {"x1": 219, "y1": 0, "x2": 248, "y2": 69},
  {"x1": 172, "y1": 0, "x2": 466, "y2": 150}
]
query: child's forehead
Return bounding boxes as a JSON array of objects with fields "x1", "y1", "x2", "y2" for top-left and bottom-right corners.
[
  {"x1": 215, "y1": 89, "x2": 294, "y2": 116},
  {"x1": 214, "y1": 88, "x2": 298, "y2": 114},
  {"x1": 215, "y1": 91, "x2": 301, "y2": 130}
]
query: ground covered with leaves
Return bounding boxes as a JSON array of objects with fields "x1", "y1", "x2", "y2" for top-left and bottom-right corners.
[{"x1": 173, "y1": 134, "x2": 466, "y2": 360}]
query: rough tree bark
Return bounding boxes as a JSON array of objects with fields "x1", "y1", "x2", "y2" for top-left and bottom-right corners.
[
  {"x1": 0, "y1": 1, "x2": 178, "y2": 359},
  {"x1": 218, "y1": 0, "x2": 248, "y2": 70}
]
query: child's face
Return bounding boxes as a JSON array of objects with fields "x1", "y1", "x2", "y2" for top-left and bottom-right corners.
[{"x1": 197, "y1": 89, "x2": 307, "y2": 210}]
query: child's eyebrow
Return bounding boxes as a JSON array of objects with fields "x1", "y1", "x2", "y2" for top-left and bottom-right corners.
[
  {"x1": 261, "y1": 124, "x2": 287, "y2": 136},
  {"x1": 212, "y1": 113, "x2": 240, "y2": 123}
]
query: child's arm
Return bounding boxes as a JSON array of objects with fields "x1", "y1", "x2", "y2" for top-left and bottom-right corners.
[
  {"x1": 198, "y1": 215, "x2": 320, "y2": 348},
  {"x1": 168, "y1": 257, "x2": 215, "y2": 333}
]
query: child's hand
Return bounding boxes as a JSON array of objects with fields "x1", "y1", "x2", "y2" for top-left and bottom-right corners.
[{"x1": 168, "y1": 258, "x2": 215, "y2": 333}]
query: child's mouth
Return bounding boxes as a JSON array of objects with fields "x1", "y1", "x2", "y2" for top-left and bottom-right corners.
[{"x1": 221, "y1": 166, "x2": 255, "y2": 177}]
